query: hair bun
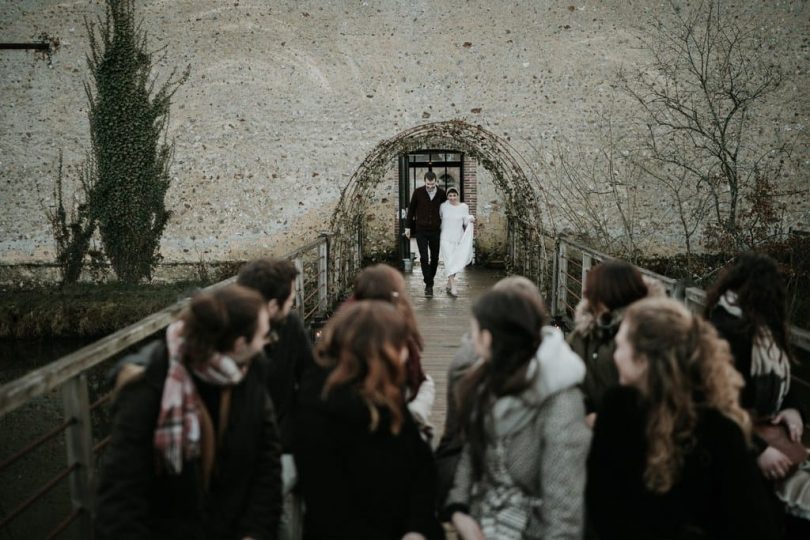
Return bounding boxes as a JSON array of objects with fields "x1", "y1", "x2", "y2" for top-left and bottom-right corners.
[{"x1": 189, "y1": 294, "x2": 228, "y2": 338}]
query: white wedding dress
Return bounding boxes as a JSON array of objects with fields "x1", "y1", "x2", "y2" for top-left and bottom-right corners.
[{"x1": 440, "y1": 202, "x2": 474, "y2": 276}]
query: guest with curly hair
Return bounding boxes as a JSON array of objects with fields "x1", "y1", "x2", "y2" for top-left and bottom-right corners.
[
  {"x1": 587, "y1": 297, "x2": 778, "y2": 540},
  {"x1": 705, "y1": 252, "x2": 810, "y2": 536}
]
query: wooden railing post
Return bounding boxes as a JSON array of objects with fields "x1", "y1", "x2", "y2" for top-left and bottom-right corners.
[
  {"x1": 62, "y1": 375, "x2": 94, "y2": 539},
  {"x1": 317, "y1": 234, "x2": 329, "y2": 316},
  {"x1": 294, "y1": 258, "x2": 305, "y2": 321},
  {"x1": 581, "y1": 253, "x2": 593, "y2": 297},
  {"x1": 550, "y1": 237, "x2": 560, "y2": 317},
  {"x1": 556, "y1": 240, "x2": 568, "y2": 317}
]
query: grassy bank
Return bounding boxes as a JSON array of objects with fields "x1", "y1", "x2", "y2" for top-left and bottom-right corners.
[{"x1": 0, "y1": 281, "x2": 209, "y2": 339}]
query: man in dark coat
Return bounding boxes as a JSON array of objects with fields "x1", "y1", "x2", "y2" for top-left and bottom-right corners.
[
  {"x1": 237, "y1": 258, "x2": 316, "y2": 539},
  {"x1": 404, "y1": 170, "x2": 447, "y2": 296}
]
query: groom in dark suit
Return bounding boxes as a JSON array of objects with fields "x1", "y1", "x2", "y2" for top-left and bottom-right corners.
[{"x1": 404, "y1": 171, "x2": 447, "y2": 296}]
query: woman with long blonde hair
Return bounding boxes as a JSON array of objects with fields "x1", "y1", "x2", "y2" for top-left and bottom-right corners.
[
  {"x1": 292, "y1": 300, "x2": 442, "y2": 540},
  {"x1": 587, "y1": 297, "x2": 778, "y2": 540}
]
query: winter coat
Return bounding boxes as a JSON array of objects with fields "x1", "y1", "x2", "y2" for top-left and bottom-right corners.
[
  {"x1": 587, "y1": 386, "x2": 779, "y2": 540},
  {"x1": 445, "y1": 326, "x2": 591, "y2": 539},
  {"x1": 263, "y1": 312, "x2": 316, "y2": 451},
  {"x1": 567, "y1": 276, "x2": 666, "y2": 414},
  {"x1": 95, "y1": 340, "x2": 283, "y2": 540},
  {"x1": 292, "y1": 365, "x2": 444, "y2": 540}
]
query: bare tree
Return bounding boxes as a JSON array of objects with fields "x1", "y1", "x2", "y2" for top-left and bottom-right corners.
[
  {"x1": 621, "y1": 0, "x2": 787, "y2": 251},
  {"x1": 542, "y1": 113, "x2": 644, "y2": 260}
]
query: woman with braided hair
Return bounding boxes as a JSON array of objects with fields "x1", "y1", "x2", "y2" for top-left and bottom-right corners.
[{"x1": 587, "y1": 297, "x2": 778, "y2": 540}]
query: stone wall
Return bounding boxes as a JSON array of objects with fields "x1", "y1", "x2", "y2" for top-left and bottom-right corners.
[{"x1": 1, "y1": 0, "x2": 808, "y2": 277}]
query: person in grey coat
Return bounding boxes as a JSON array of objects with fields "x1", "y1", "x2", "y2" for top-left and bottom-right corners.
[{"x1": 444, "y1": 286, "x2": 591, "y2": 540}]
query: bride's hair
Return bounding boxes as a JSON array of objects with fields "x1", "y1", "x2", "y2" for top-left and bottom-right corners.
[{"x1": 447, "y1": 187, "x2": 459, "y2": 196}]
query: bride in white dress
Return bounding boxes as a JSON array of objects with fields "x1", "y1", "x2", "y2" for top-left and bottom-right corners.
[{"x1": 439, "y1": 188, "x2": 475, "y2": 296}]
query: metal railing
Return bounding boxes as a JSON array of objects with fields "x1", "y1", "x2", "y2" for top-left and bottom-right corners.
[
  {"x1": 0, "y1": 231, "x2": 359, "y2": 539},
  {"x1": 549, "y1": 234, "x2": 810, "y2": 353}
]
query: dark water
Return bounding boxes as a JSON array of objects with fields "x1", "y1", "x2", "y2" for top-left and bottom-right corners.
[{"x1": 0, "y1": 338, "x2": 114, "y2": 540}]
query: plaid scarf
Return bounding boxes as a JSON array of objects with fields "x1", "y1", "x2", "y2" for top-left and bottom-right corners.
[{"x1": 153, "y1": 320, "x2": 247, "y2": 474}]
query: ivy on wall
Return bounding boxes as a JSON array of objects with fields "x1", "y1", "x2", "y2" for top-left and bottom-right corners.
[{"x1": 84, "y1": 0, "x2": 189, "y2": 283}]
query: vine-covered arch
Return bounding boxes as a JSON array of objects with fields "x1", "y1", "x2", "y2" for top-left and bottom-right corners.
[{"x1": 329, "y1": 120, "x2": 551, "y2": 294}]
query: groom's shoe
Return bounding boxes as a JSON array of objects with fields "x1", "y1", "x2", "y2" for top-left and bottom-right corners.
[{"x1": 424, "y1": 285, "x2": 433, "y2": 297}]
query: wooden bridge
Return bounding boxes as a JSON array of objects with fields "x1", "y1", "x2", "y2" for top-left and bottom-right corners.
[{"x1": 1, "y1": 233, "x2": 808, "y2": 539}]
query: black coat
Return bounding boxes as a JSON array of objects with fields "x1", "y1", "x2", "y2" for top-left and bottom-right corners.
[
  {"x1": 263, "y1": 312, "x2": 315, "y2": 451},
  {"x1": 586, "y1": 387, "x2": 779, "y2": 540},
  {"x1": 292, "y1": 365, "x2": 444, "y2": 540},
  {"x1": 95, "y1": 340, "x2": 282, "y2": 540},
  {"x1": 708, "y1": 305, "x2": 807, "y2": 421}
]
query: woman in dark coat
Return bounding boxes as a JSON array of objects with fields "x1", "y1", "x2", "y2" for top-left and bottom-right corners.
[
  {"x1": 704, "y1": 252, "x2": 810, "y2": 535},
  {"x1": 96, "y1": 285, "x2": 282, "y2": 540},
  {"x1": 292, "y1": 300, "x2": 443, "y2": 540},
  {"x1": 587, "y1": 297, "x2": 779, "y2": 540},
  {"x1": 566, "y1": 260, "x2": 664, "y2": 425}
]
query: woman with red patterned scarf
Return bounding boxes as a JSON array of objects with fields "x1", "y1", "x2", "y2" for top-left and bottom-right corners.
[{"x1": 96, "y1": 284, "x2": 282, "y2": 540}]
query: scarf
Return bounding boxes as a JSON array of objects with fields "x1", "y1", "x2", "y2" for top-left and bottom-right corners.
[
  {"x1": 719, "y1": 291, "x2": 791, "y2": 417},
  {"x1": 153, "y1": 320, "x2": 247, "y2": 474}
]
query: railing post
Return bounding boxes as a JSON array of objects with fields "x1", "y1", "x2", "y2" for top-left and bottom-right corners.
[
  {"x1": 672, "y1": 280, "x2": 686, "y2": 303},
  {"x1": 556, "y1": 240, "x2": 568, "y2": 317},
  {"x1": 317, "y1": 234, "x2": 329, "y2": 316},
  {"x1": 581, "y1": 253, "x2": 592, "y2": 297},
  {"x1": 62, "y1": 375, "x2": 94, "y2": 539},
  {"x1": 294, "y1": 258, "x2": 305, "y2": 321},
  {"x1": 550, "y1": 237, "x2": 560, "y2": 317}
]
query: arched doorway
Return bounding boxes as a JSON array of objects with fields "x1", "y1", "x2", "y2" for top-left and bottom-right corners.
[{"x1": 329, "y1": 120, "x2": 550, "y2": 294}]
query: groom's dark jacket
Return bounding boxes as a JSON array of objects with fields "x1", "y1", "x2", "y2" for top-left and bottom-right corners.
[{"x1": 406, "y1": 186, "x2": 447, "y2": 233}]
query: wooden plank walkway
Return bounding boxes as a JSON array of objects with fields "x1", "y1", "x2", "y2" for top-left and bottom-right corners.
[{"x1": 404, "y1": 266, "x2": 504, "y2": 440}]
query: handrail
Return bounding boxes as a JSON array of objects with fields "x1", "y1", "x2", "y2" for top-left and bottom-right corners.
[
  {"x1": 550, "y1": 235, "x2": 810, "y2": 352},
  {"x1": 0, "y1": 234, "x2": 342, "y2": 418},
  {"x1": 0, "y1": 231, "x2": 355, "y2": 539}
]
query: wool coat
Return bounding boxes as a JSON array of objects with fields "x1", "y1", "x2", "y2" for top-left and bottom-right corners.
[
  {"x1": 567, "y1": 276, "x2": 666, "y2": 414},
  {"x1": 587, "y1": 386, "x2": 779, "y2": 540},
  {"x1": 444, "y1": 326, "x2": 591, "y2": 539},
  {"x1": 263, "y1": 311, "x2": 315, "y2": 451},
  {"x1": 95, "y1": 340, "x2": 282, "y2": 540},
  {"x1": 292, "y1": 365, "x2": 444, "y2": 540}
]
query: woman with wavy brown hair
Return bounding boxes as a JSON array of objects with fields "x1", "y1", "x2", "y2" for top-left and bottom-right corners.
[
  {"x1": 586, "y1": 297, "x2": 779, "y2": 540},
  {"x1": 292, "y1": 300, "x2": 443, "y2": 540},
  {"x1": 352, "y1": 264, "x2": 436, "y2": 434}
]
